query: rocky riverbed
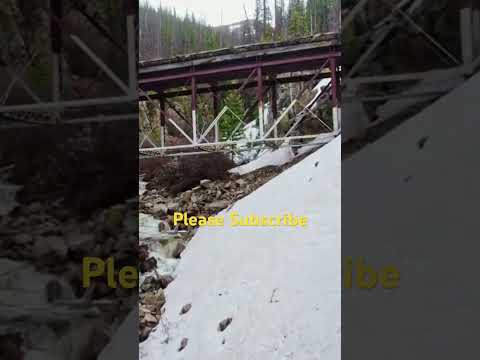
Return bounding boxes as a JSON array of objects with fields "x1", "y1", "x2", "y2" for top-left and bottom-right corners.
[{"x1": 0, "y1": 196, "x2": 137, "y2": 359}]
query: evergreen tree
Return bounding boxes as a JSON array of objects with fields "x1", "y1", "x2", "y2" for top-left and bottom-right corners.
[
  {"x1": 254, "y1": 0, "x2": 263, "y2": 41},
  {"x1": 262, "y1": 4, "x2": 273, "y2": 41},
  {"x1": 274, "y1": 0, "x2": 286, "y2": 40},
  {"x1": 241, "y1": 19, "x2": 255, "y2": 44},
  {"x1": 288, "y1": 0, "x2": 307, "y2": 37},
  {"x1": 139, "y1": 0, "x2": 338, "y2": 61},
  {"x1": 221, "y1": 91, "x2": 245, "y2": 140}
]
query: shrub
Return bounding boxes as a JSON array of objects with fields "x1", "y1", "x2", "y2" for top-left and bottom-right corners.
[{"x1": 141, "y1": 153, "x2": 235, "y2": 195}]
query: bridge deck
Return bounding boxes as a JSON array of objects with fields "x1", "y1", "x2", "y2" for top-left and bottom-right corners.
[{"x1": 139, "y1": 33, "x2": 341, "y2": 92}]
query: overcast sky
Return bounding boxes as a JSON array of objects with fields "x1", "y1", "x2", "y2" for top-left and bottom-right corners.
[{"x1": 143, "y1": 0, "x2": 277, "y2": 27}]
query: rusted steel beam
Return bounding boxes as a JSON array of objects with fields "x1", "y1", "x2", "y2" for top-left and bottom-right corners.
[
  {"x1": 141, "y1": 72, "x2": 331, "y2": 100},
  {"x1": 296, "y1": 59, "x2": 330, "y2": 100},
  {"x1": 238, "y1": 69, "x2": 257, "y2": 93},
  {"x1": 139, "y1": 52, "x2": 341, "y2": 86},
  {"x1": 329, "y1": 56, "x2": 340, "y2": 131},
  {"x1": 191, "y1": 76, "x2": 197, "y2": 143},
  {"x1": 165, "y1": 99, "x2": 189, "y2": 124},
  {"x1": 212, "y1": 83, "x2": 220, "y2": 142},
  {"x1": 270, "y1": 77, "x2": 278, "y2": 137},
  {"x1": 329, "y1": 57, "x2": 339, "y2": 107},
  {"x1": 236, "y1": 83, "x2": 271, "y2": 122},
  {"x1": 257, "y1": 67, "x2": 264, "y2": 137},
  {"x1": 164, "y1": 99, "x2": 193, "y2": 138}
]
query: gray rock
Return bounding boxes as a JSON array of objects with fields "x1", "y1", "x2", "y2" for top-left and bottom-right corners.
[
  {"x1": 206, "y1": 200, "x2": 230, "y2": 211},
  {"x1": 200, "y1": 179, "x2": 212, "y2": 188},
  {"x1": 179, "y1": 303, "x2": 192, "y2": 315},
  {"x1": 167, "y1": 202, "x2": 180, "y2": 211},
  {"x1": 178, "y1": 338, "x2": 188, "y2": 352},
  {"x1": 143, "y1": 313, "x2": 158, "y2": 324},
  {"x1": 172, "y1": 242, "x2": 186, "y2": 258},
  {"x1": 14, "y1": 233, "x2": 33, "y2": 245},
  {"x1": 218, "y1": 317, "x2": 233, "y2": 332},
  {"x1": 33, "y1": 236, "x2": 68, "y2": 259},
  {"x1": 67, "y1": 233, "x2": 95, "y2": 252},
  {"x1": 152, "y1": 203, "x2": 168, "y2": 214},
  {"x1": 235, "y1": 179, "x2": 247, "y2": 186},
  {"x1": 142, "y1": 290, "x2": 165, "y2": 313},
  {"x1": 181, "y1": 190, "x2": 192, "y2": 202}
]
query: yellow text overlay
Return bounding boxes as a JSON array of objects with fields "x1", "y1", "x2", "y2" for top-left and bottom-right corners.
[
  {"x1": 83, "y1": 257, "x2": 138, "y2": 288},
  {"x1": 173, "y1": 212, "x2": 308, "y2": 227}
]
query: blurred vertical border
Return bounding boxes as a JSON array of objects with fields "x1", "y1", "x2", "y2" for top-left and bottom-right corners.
[{"x1": 0, "y1": 1, "x2": 139, "y2": 359}]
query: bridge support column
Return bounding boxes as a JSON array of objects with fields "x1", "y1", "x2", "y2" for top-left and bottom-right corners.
[
  {"x1": 212, "y1": 83, "x2": 220, "y2": 142},
  {"x1": 160, "y1": 96, "x2": 166, "y2": 148},
  {"x1": 270, "y1": 77, "x2": 278, "y2": 138},
  {"x1": 257, "y1": 67, "x2": 264, "y2": 138},
  {"x1": 330, "y1": 57, "x2": 340, "y2": 132},
  {"x1": 191, "y1": 76, "x2": 197, "y2": 144}
]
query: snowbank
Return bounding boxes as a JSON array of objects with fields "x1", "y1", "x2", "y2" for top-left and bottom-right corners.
[
  {"x1": 343, "y1": 72, "x2": 480, "y2": 358},
  {"x1": 375, "y1": 68, "x2": 464, "y2": 121},
  {"x1": 230, "y1": 146, "x2": 295, "y2": 175},
  {"x1": 296, "y1": 132, "x2": 339, "y2": 156},
  {"x1": 140, "y1": 137, "x2": 341, "y2": 360},
  {"x1": 342, "y1": 69, "x2": 464, "y2": 143}
]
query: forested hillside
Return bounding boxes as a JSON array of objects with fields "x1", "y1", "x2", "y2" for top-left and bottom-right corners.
[
  {"x1": 139, "y1": 0, "x2": 339, "y2": 60},
  {"x1": 0, "y1": 0, "x2": 129, "y2": 102}
]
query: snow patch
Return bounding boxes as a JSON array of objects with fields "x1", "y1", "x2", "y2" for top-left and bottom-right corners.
[
  {"x1": 230, "y1": 146, "x2": 295, "y2": 175},
  {"x1": 140, "y1": 137, "x2": 341, "y2": 360},
  {"x1": 376, "y1": 68, "x2": 464, "y2": 122},
  {"x1": 343, "y1": 71, "x2": 480, "y2": 358}
]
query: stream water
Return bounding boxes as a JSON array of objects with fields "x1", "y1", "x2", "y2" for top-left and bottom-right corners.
[{"x1": 139, "y1": 180, "x2": 183, "y2": 284}]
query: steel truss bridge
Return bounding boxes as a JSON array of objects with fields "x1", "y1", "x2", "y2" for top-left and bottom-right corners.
[
  {"x1": 342, "y1": 0, "x2": 480, "y2": 142},
  {"x1": 138, "y1": 33, "x2": 342, "y2": 157},
  {"x1": 0, "y1": 0, "x2": 138, "y2": 127}
]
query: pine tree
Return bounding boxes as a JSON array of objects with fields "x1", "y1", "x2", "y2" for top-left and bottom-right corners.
[
  {"x1": 263, "y1": 0, "x2": 267, "y2": 36},
  {"x1": 254, "y1": 0, "x2": 263, "y2": 41},
  {"x1": 241, "y1": 19, "x2": 254, "y2": 44},
  {"x1": 306, "y1": 0, "x2": 313, "y2": 34},
  {"x1": 221, "y1": 91, "x2": 245, "y2": 140},
  {"x1": 274, "y1": 0, "x2": 286, "y2": 40},
  {"x1": 263, "y1": 4, "x2": 273, "y2": 41},
  {"x1": 288, "y1": 0, "x2": 307, "y2": 37}
]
